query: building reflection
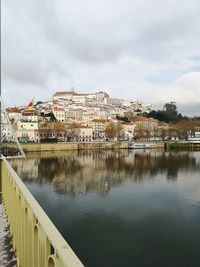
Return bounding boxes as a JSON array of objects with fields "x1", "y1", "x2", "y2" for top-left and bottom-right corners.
[{"x1": 11, "y1": 150, "x2": 200, "y2": 197}]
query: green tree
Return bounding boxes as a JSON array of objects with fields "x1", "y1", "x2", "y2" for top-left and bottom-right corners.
[
  {"x1": 116, "y1": 114, "x2": 130, "y2": 123},
  {"x1": 164, "y1": 102, "x2": 178, "y2": 116},
  {"x1": 148, "y1": 102, "x2": 182, "y2": 123}
]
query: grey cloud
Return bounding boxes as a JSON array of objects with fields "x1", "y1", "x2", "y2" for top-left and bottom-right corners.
[
  {"x1": 2, "y1": 0, "x2": 200, "y2": 114},
  {"x1": 178, "y1": 104, "x2": 200, "y2": 116}
]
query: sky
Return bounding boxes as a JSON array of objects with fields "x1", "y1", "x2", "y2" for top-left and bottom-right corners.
[{"x1": 2, "y1": 0, "x2": 200, "y2": 115}]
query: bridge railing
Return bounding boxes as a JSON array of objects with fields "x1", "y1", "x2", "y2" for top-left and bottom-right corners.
[{"x1": 1, "y1": 158, "x2": 84, "y2": 267}]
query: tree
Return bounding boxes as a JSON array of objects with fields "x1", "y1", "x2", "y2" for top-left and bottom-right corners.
[
  {"x1": 38, "y1": 122, "x2": 54, "y2": 139},
  {"x1": 147, "y1": 102, "x2": 182, "y2": 123},
  {"x1": 65, "y1": 123, "x2": 81, "y2": 142},
  {"x1": 105, "y1": 122, "x2": 124, "y2": 140},
  {"x1": 158, "y1": 127, "x2": 169, "y2": 141},
  {"x1": 40, "y1": 112, "x2": 56, "y2": 122},
  {"x1": 53, "y1": 122, "x2": 65, "y2": 139},
  {"x1": 173, "y1": 120, "x2": 200, "y2": 139},
  {"x1": 115, "y1": 123, "x2": 124, "y2": 139},
  {"x1": 164, "y1": 102, "x2": 178, "y2": 116},
  {"x1": 164, "y1": 102, "x2": 183, "y2": 122},
  {"x1": 167, "y1": 126, "x2": 179, "y2": 140},
  {"x1": 35, "y1": 101, "x2": 43, "y2": 106},
  {"x1": 134, "y1": 125, "x2": 146, "y2": 140},
  {"x1": 116, "y1": 115, "x2": 130, "y2": 122}
]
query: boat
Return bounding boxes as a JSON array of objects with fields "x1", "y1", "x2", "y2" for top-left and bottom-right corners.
[
  {"x1": 187, "y1": 130, "x2": 200, "y2": 143},
  {"x1": 187, "y1": 138, "x2": 200, "y2": 144},
  {"x1": 129, "y1": 142, "x2": 157, "y2": 149}
]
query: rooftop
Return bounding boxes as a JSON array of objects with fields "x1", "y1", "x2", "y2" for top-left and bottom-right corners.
[
  {"x1": 91, "y1": 119, "x2": 110, "y2": 123},
  {"x1": 7, "y1": 107, "x2": 21, "y2": 113},
  {"x1": 53, "y1": 91, "x2": 76, "y2": 96},
  {"x1": 135, "y1": 117, "x2": 158, "y2": 123}
]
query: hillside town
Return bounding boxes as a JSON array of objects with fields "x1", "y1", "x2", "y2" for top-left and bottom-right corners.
[{"x1": 1, "y1": 88, "x2": 200, "y2": 143}]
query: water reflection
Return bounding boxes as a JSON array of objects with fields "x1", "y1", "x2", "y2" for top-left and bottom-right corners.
[
  {"x1": 11, "y1": 150, "x2": 200, "y2": 197},
  {"x1": 10, "y1": 150, "x2": 200, "y2": 267}
]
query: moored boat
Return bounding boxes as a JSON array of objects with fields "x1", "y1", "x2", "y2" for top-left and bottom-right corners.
[{"x1": 129, "y1": 142, "x2": 157, "y2": 149}]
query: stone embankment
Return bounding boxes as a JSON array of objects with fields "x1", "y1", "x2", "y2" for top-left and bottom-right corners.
[
  {"x1": 167, "y1": 141, "x2": 200, "y2": 150},
  {"x1": 19, "y1": 141, "x2": 129, "y2": 152},
  {"x1": 3, "y1": 141, "x2": 166, "y2": 153}
]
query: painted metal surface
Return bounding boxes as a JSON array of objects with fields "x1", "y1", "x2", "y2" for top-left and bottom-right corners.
[
  {"x1": 0, "y1": 96, "x2": 25, "y2": 159},
  {"x1": 1, "y1": 158, "x2": 84, "y2": 267}
]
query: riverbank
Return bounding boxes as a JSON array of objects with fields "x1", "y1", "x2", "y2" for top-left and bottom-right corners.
[
  {"x1": 168, "y1": 141, "x2": 200, "y2": 150},
  {"x1": 17, "y1": 141, "x2": 129, "y2": 152},
  {"x1": 4, "y1": 141, "x2": 200, "y2": 153},
  {"x1": 3, "y1": 141, "x2": 166, "y2": 153}
]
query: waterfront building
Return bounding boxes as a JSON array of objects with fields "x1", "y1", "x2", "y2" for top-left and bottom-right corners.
[
  {"x1": 7, "y1": 107, "x2": 22, "y2": 123},
  {"x1": 89, "y1": 118, "x2": 110, "y2": 140},
  {"x1": 3, "y1": 88, "x2": 155, "y2": 144},
  {"x1": 16, "y1": 110, "x2": 40, "y2": 142},
  {"x1": 66, "y1": 124, "x2": 93, "y2": 142},
  {"x1": 1, "y1": 112, "x2": 15, "y2": 142},
  {"x1": 16, "y1": 129, "x2": 40, "y2": 142},
  {"x1": 21, "y1": 110, "x2": 39, "y2": 123},
  {"x1": 123, "y1": 123, "x2": 137, "y2": 140},
  {"x1": 134, "y1": 117, "x2": 158, "y2": 131},
  {"x1": 16, "y1": 119, "x2": 39, "y2": 142}
]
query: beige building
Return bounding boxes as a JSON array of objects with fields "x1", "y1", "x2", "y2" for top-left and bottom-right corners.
[
  {"x1": 67, "y1": 124, "x2": 93, "y2": 142},
  {"x1": 16, "y1": 119, "x2": 39, "y2": 142},
  {"x1": 89, "y1": 119, "x2": 110, "y2": 140},
  {"x1": 134, "y1": 117, "x2": 158, "y2": 131},
  {"x1": 53, "y1": 108, "x2": 65, "y2": 122}
]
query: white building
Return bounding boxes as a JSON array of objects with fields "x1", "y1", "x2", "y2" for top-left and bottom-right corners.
[
  {"x1": 53, "y1": 89, "x2": 109, "y2": 105},
  {"x1": 53, "y1": 108, "x2": 65, "y2": 122},
  {"x1": 1, "y1": 112, "x2": 15, "y2": 142},
  {"x1": 7, "y1": 107, "x2": 22, "y2": 123},
  {"x1": 123, "y1": 123, "x2": 137, "y2": 140}
]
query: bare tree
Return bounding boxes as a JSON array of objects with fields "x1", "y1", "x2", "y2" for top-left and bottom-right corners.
[
  {"x1": 134, "y1": 125, "x2": 146, "y2": 140},
  {"x1": 105, "y1": 122, "x2": 124, "y2": 140},
  {"x1": 53, "y1": 122, "x2": 65, "y2": 139}
]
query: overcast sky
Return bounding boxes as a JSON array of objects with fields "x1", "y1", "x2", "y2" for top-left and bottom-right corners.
[{"x1": 2, "y1": 0, "x2": 200, "y2": 115}]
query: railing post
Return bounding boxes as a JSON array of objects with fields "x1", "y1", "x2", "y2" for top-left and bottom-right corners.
[
  {"x1": 0, "y1": 159, "x2": 2, "y2": 200},
  {"x1": 1, "y1": 158, "x2": 84, "y2": 267}
]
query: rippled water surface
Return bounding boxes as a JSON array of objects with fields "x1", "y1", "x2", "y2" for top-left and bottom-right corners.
[{"x1": 11, "y1": 150, "x2": 200, "y2": 267}]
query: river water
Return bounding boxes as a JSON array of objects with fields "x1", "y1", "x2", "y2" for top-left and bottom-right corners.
[{"x1": 11, "y1": 150, "x2": 200, "y2": 267}]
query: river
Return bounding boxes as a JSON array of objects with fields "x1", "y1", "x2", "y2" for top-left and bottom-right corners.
[{"x1": 11, "y1": 150, "x2": 200, "y2": 267}]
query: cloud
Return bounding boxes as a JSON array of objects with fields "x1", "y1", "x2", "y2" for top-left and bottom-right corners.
[{"x1": 2, "y1": 0, "x2": 200, "y2": 115}]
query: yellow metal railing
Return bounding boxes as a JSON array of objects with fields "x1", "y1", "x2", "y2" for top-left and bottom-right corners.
[{"x1": 1, "y1": 158, "x2": 84, "y2": 267}]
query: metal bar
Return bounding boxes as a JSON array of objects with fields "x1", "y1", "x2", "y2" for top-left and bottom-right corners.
[
  {"x1": 0, "y1": 96, "x2": 25, "y2": 158},
  {"x1": 1, "y1": 158, "x2": 84, "y2": 267}
]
